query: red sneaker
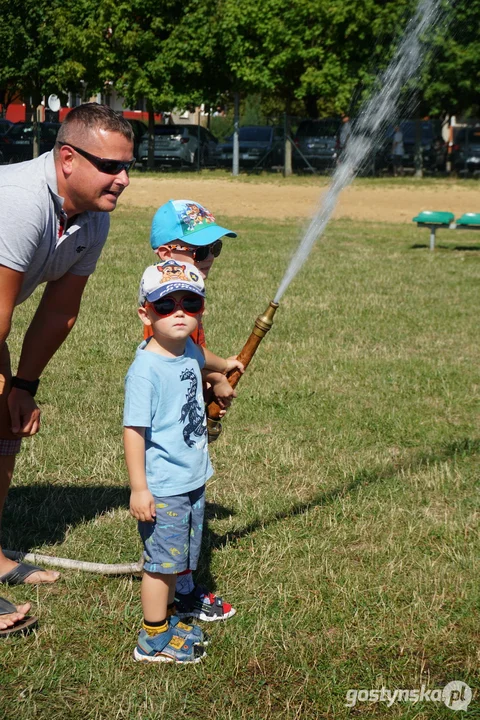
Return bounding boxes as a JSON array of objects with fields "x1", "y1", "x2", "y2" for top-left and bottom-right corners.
[{"x1": 174, "y1": 586, "x2": 236, "y2": 622}]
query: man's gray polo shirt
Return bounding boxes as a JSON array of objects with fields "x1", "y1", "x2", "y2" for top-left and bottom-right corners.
[{"x1": 0, "y1": 151, "x2": 110, "y2": 304}]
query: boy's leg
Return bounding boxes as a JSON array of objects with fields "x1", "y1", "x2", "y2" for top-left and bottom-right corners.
[
  {"x1": 175, "y1": 568, "x2": 195, "y2": 594},
  {"x1": 174, "y1": 485, "x2": 236, "y2": 622},
  {"x1": 141, "y1": 570, "x2": 175, "y2": 626},
  {"x1": 135, "y1": 570, "x2": 205, "y2": 664},
  {"x1": 174, "y1": 576, "x2": 236, "y2": 622},
  {"x1": 135, "y1": 493, "x2": 208, "y2": 663}
]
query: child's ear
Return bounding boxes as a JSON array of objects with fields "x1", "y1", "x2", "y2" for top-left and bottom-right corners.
[
  {"x1": 155, "y1": 245, "x2": 170, "y2": 260},
  {"x1": 138, "y1": 306, "x2": 152, "y2": 326}
]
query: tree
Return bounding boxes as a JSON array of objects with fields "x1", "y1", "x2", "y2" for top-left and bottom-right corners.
[
  {"x1": 0, "y1": 0, "x2": 103, "y2": 153},
  {"x1": 96, "y1": 0, "x2": 220, "y2": 168},
  {"x1": 422, "y1": 0, "x2": 480, "y2": 119},
  {"x1": 217, "y1": 0, "x2": 417, "y2": 117}
]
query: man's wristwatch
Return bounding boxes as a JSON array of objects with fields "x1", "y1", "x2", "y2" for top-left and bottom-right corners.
[{"x1": 10, "y1": 376, "x2": 40, "y2": 397}]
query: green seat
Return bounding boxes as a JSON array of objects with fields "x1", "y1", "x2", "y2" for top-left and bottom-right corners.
[
  {"x1": 412, "y1": 210, "x2": 454, "y2": 226},
  {"x1": 456, "y1": 212, "x2": 480, "y2": 227}
]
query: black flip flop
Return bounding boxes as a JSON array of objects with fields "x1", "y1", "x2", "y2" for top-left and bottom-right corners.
[
  {"x1": 0, "y1": 597, "x2": 38, "y2": 637},
  {"x1": 0, "y1": 561, "x2": 44, "y2": 586}
]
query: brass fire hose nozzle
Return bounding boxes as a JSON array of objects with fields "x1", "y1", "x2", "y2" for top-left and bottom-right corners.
[{"x1": 251, "y1": 301, "x2": 280, "y2": 338}]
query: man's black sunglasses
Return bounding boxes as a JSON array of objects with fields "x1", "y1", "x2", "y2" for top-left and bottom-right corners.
[
  {"x1": 167, "y1": 239, "x2": 223, "y2": 262},
  {"x1": 57, "y1": 142, "x2": 136, "y2": 175}
]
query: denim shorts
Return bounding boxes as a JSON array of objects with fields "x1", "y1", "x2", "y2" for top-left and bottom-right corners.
[{"x1": 138, "y1": 485, "x2": 205, "y2": 575}]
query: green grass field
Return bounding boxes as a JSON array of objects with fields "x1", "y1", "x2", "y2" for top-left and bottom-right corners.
[{"x1": 1, "y1": 207, "x2": 479, "y2": 719}]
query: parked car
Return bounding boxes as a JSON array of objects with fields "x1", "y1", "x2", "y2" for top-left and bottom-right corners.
[
  {"x1": 293, "y1": 118, "x2": 341, "y2": 170},
  {"x1": 138, "y1": 124, "x2": 218, "y2": 168},
  {"x1": 124, "y1": 118, "x2": 148, "y2": 159},
  {"x1": 380, "y1": 120, "x2": 446, "y2": 173},
  {"x1": 217, "y1": 126, "x2": 284, "y2": 168},
  {"x1": 450, "y1": 125, "x2": 480, "y2": 174},
  {"x1": 0, "y1": 122, "x2": 61, "y2": 164},
  {"x1": 0, "y1": 120, "x2": 14, "y2": 163},
  {"x1": 0, "y1": 119, "x2": 13, "y2": 136}
]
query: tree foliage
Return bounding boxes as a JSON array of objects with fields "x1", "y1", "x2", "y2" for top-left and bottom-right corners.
[
  {"x1": 0, "y1": 0, "x2": 101, "y2": 111},
  {"x1": 0, "y1": 0, "x2": 478, "y2": 121},
  {"x1": 217, "y1": 0, "x2": 418, "y2": 116},
  {"x1": 422, "y1": 0, "x2": 480, "y2": 118},
  {"x1": 96, "y1": 0, "x2": 219, "y2": 111}
]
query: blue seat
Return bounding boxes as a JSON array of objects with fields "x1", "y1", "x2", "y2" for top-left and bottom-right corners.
[
  {"x1": 412, "y1": 210, "x2": 454, "y2": 226},
  {"x1": 456, "y1": 212, "x2": 480, "y2": 228},
  {"x1": 412, "y1": 211, "x2": 454, "y2": 250}
]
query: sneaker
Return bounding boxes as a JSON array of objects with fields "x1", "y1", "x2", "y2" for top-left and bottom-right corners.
[
  {"x1": 168, "y1": 614, "x2": 210, "y2": 645},
  {"x1": 174, "y1": 586, "x2": 236, "y2": 622},
  {"x1": 133, "y1": 628, "x2": 206, "y2": 664}
]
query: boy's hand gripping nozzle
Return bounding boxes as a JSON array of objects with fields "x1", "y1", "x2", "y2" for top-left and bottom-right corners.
[{"x1": 206, "y1": 301, "x2": 279, "y2": 442}]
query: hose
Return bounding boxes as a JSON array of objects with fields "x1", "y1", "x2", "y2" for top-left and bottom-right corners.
[{"x1": 4, "y1": 549, "x2": 144, "y2": 575}]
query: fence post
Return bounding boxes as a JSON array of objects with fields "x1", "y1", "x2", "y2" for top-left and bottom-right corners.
[
  {"x1": 414, "y1": 118, "x2": 423, "y2": 178},
  {"x1": 233, "y1": 92, "x2": 240, "y2": 176},
  {"x1": 283, "y1": 113, "x2": 292, "y2": 177},
  {"x1": 197, "y1": 112, "x2": 201, "y2": 172}
]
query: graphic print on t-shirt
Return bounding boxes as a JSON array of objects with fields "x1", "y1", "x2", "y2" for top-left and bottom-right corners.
[{"x1": 179, "y1": 368, "x2": 206, "y2": 447}]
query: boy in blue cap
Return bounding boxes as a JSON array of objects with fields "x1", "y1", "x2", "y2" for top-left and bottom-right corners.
[
  {"x1": 148, "y1": 199, "x2": 238, "y2": 621},
  {"x1": 125, "y1": 260, "x2": 241, "y2": 662}
]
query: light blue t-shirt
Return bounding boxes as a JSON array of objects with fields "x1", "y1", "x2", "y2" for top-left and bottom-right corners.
[{"x1": 123, "y1": 337, "x2": 213, "y2": 496}]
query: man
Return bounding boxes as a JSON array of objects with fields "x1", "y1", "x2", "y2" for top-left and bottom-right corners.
[
  {"x1": 0, "y1": 104, "x2": 134, "y2": 621},
  {"x1": 392, "y1": 125, "x2": 404, "y2": 176},
  {"x1": 338, "y1": 115, "x2": 352, "y2": 152}
]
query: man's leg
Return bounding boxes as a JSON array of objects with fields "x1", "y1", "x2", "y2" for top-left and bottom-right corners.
[
  {"x1": 0, "y1": 346, "x2": 58, "y2": 584},
  {"x1": 0, "y1": 597, "x2": 32, "y2": 631},
  {"x1": 0, "y1": 449, "x2": 59, "y2": 584}
]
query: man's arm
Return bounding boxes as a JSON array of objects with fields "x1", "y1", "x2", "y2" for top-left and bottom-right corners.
[
  {"x1": 0, "y1": 265, "x2": 24, "y2": 349},
  {"x1": 16, "y1": 272, "x2": 89, "y2": 380},
  {"x1": 9, "y1": 272, "x2": 89, "y2": 436},
  {"x1": 0, "y1": 264, "x2": 41, "y2": 436}
]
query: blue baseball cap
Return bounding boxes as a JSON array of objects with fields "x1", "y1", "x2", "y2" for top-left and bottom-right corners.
[{"x1": 150, "y1": 199, "x2": 237, "y2": 249}]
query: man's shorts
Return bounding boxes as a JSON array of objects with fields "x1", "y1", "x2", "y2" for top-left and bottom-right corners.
[
  {"x1": 0, "y1": 344, "x2": 22, "y2": 456},
  {"x1": 138, "y1": 485, "x2": 205, "y2": 575}
]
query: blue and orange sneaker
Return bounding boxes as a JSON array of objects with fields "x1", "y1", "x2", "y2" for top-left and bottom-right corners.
[
  {"x1": 174, "y1": 586, "x2": 236, "y2": 622},
  {"x1": 134, "y1": 628, "x2": 206, "y2": 664},
  {"x1": 168, "y1": 614, "x2": 210, "y2": 645}
]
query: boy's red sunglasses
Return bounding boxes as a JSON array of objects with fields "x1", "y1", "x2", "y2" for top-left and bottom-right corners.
[{"x1": 146, "y1": 293, "x2": 204, "y2": 318}]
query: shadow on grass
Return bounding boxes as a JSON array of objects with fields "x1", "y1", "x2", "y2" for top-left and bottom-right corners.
[
  {"x1": 203, "y1": 436, "x2": 480, "y2": 555},
  {"x1": 411, "y1": 243, "x2": 480, "y2": 251},
  {"x1": 3, "y1": 436, "x2": 478, "y2": 590},
  {"x1": 2, "y1": 484, "x2": 233, "y2": 551}
]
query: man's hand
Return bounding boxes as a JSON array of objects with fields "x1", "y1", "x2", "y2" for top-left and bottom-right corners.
[
  {"x1": 129, "y1": 489, "x2": 156, "y2": 522},
  {"x1": 7, "y1": 387, "x2": 41, "y2": 436}
]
